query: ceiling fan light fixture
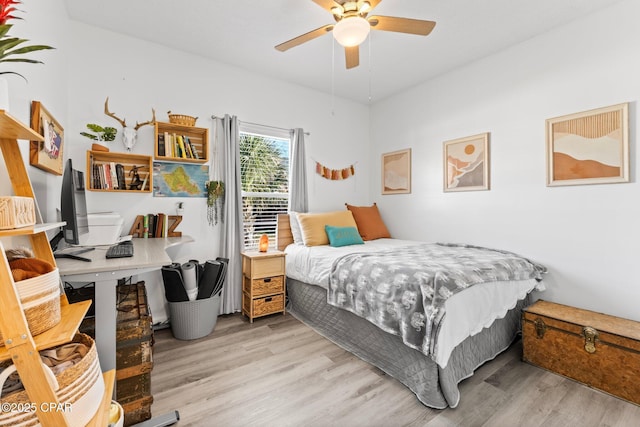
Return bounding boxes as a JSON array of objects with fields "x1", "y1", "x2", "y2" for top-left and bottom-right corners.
[
  {"x1": 358, "y1": 1, "x2": 371, "y2": 13},
  {"x1": 333, "y1": 16, "x2": 370, "y2": 47}
]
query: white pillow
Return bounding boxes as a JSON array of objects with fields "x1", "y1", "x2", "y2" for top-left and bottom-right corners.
[{"x1": 289, "y1": 212, "x2": 303, "y2": 245}]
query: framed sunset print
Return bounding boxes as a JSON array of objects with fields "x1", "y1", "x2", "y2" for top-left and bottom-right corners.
[
  {"x1": 546, "y1": 103, "x2": 629, "y2": 186},
  {"x1": 443, "y1": 132, "x2": 490, "y2": 192},
  {"x1": 382, "y1": 148, "x2": 411, "y2": 194}
]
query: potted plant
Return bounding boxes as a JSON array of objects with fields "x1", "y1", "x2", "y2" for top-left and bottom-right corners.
[
  {"x1": 80, "y1": 123, "x2": 117, "y2": 142},
  {"x1": 206, "y1": 181, "x2": 224, "y2": 226},
  {"x1": 0, "y1": 1, "x2": 54, "y2": 80}
]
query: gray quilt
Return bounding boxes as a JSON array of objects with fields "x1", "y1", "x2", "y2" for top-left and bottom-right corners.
[{"x1": 327, "y1": 243, "x2": 546, "y2": 359}]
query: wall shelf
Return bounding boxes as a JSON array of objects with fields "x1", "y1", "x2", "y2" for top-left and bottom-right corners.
[
  {"x1": 154, "y1": 121, "x2": 209, "y2": 163},
  {"x1": 87, "y1": 150, "x2": 152, "y2": 192}
]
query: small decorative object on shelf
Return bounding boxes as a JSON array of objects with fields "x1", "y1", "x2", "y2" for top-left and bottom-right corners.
[
  {"x1": 104, "y1": 97, "x2": 156, "y2": 151},
  {"x1": 167, "y1": 111, "x2": 197, "y2": 127},
  {"x1": 259, "y1": 234, "x2": 269, "y2": 252},
  {"x1": 176, "y1": 201, "x2": 184, "y2": 216},
  {"x1": 129, "y1": 214, "x2": 182, "y2": 238},
  {"x1": 80, "y1": 123, "x2": 117, "y2": 143}
]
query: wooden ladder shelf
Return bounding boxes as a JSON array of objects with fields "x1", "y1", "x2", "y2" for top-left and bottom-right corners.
[{"x1": 0, "y1": 110, "x2": 114, "y2": 426}]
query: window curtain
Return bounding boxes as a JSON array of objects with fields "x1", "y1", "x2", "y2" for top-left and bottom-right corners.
[
  {"x1": 212, "y1": 115, "x2": 243, "y2": 314},
  {"x1": 289, "y1": 128, "x2": 308, "y2": 212}
]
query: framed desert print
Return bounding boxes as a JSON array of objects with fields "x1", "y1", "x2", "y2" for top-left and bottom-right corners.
[
  {"x1": 382, "y1": 148, "x2": 411, "y2": 194},
  {"x1": 443, "y1": 132, "x2": 490, "y2": 192},
  {"x1": 546, "y1": 103, "x2": 629, "y2": 186},
  {"x1": 30, "y1": 101, "x2": 64, "y2": 175}
]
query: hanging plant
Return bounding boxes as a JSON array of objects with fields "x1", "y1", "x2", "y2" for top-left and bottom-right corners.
[{"x1": 206, "y1": 180, "x2": 224, "y2": 226}]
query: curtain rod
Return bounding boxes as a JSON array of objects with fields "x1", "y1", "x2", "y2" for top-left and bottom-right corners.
[{"x1": 211, "y1": 115, "x2": 310, "y2": 136}]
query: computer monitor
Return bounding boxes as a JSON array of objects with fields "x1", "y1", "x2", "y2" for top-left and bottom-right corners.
[
  {"x1": 51, "y1": 159, "x2": 94, "y2": 261},
  {"x1": 61, "y1": 158, "x2": 89, "y2": 244}
]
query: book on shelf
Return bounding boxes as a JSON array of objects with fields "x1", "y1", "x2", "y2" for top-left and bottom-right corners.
[
  {"x1": 176, "y1": 135, "x2": 187, "y2": 159},
  {"x1": 185, "y1": 136, "x2": 199, "y2": 159},
  {"x1": 103, "y1": 163, "x2": 111, "y2": 190},
  {"x1": 164, "y1": 131, "x2": 172, "y2": 157},
  {"x1": 109, "y1": 162, "x2": 119, "y2": 190},
  {"x1": 116, "y1": 164, "x2": 126, "y2": 190},
  {"x1": 158, "y1": 133, "x2": 166, "y2": 157},
  {"x1": 140, "y1": 172, "x2": 149, "y2": 192}
]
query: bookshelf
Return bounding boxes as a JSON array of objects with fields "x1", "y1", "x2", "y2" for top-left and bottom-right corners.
[
  {"x1": 86, "y1": 150, "x2": 152, "y2": 192},
  {"x1": 154, "y1": 121, "x2": 209, "y2": 163}
]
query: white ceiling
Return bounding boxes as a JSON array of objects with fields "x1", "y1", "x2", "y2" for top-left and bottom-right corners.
[{"x1": 64, "y1": 0, "x2": 623, "y2": 104}]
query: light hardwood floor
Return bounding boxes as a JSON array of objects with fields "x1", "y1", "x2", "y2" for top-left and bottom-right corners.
[{"x1": 151, "y1": 313, "x2": 640, "y2": 427}]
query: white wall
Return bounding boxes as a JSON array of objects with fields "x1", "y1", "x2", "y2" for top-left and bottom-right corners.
[
  {"x1": 63, "y1": 22, "x2": 370, "y2": 320},
  {"x1": 370, "y1": 0, "x2": 640, "y2": 321},
  {"x1": 0, "y1": 0, "x2": 68, "y2": 202}
]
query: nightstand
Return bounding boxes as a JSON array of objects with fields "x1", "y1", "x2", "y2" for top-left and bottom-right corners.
[{"x1": 241, "y1": 250, "x2": 286, "y2": 323}]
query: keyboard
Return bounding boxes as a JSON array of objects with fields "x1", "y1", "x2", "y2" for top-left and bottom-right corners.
[{"x1": 106, "y1": 241, "x2": 134, "y2": 259}]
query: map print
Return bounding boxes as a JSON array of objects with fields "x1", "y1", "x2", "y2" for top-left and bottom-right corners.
[{"x1": 152, "y1": 162, "x2": 209, "y2": 197}]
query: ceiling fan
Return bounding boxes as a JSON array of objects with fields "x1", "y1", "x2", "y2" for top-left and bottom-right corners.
[{"x1": 275, "y1": 0, "x2": 436, "y2": 69}]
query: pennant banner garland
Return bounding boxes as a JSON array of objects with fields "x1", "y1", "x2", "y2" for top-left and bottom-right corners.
[{"x1": 315, "y1": 161, "x2": 356, "y2": 180}]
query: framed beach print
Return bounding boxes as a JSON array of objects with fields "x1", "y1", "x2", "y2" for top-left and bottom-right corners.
[
  {"x1": 382, "y1": 148, "x2": 411, "y2": 194},
  {"x1": 30, "y1": 101, "x2": 64, "y2": 175},
  {"x1": 443, "y1": 132, "x2": 490, "y2": 192},
  {"x1": 546, "y1": 103, "x2": 629, "y2": 186}
]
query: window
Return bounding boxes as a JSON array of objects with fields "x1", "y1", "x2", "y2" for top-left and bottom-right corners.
[{"x1": 240, "y1": 125, "x2": 290, "y2": 250}]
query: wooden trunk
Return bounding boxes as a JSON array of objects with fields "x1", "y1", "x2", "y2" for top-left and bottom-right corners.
[
  {"x1": 115, "y1": 282, "x2": 154, "y2": 426},
  {"x1": 523, "y1": 300, "x2": 640, "y2": 406}
]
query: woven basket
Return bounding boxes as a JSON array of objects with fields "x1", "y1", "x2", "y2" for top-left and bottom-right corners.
[
  {"x1": 0, "y1": 333, "x2": 104, "y2": 427},
  {"x1": 167, "y1": 111, "x2": 197, "y2": 126},
  {"x1": 0, "y1": 268, "x2": 61, "y2": 347},
  {"x1": 0, "y1": 197, "x2": 36, "y2": 230}
]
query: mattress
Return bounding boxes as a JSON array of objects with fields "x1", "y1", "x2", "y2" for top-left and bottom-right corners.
[{"x1": 285, "y1": 239, "x2": 545, "y2": 368}]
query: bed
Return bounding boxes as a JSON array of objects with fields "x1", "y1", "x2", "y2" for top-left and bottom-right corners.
[{"x1": 276, "y1": 212, "x2": 546, "y2": 409}]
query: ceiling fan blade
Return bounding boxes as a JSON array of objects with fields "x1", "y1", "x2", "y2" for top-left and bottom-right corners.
[
  {"x1": 368, "y1": 15, "x2": 436, "y2": 36},
  {"x1": 275, "y1": 24, "x2": 334, "y2": 52},
  {"x1": 311, "y1": 0, "x2": 340, "y2": 12},
  {"x1": 345, "y1": 45, "x2": 359, "y2": 69}
]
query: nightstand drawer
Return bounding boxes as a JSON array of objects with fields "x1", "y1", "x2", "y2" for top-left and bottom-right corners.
[
  {"x1": 245, "y1": 275, "x2": 284, "y2": 296},
  {"x1": 244, "y1": 293, "x2": 285, "y2": 318},
  {"x1": 243, "y1": 256, "x2": 285, "y2": 278}
]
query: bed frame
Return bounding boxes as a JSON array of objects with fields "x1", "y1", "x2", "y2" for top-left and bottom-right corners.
[
  {"x1": 276, "y1": 214, "x2": 293, "y2": 251},
  {"x1": 275, "y1": 213, "x2": 529, "y2": 408}
]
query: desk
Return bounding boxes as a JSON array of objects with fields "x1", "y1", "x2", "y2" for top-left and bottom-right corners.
[{"x1": 57, "y1": 236, "x2": 193, "y2": 372}]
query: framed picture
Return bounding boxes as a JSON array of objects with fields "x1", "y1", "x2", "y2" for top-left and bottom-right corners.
[
  {"x1": 443, "y1": 132, "x2": 490, "y2": 192},
  {"x1": 382, "y1": 148, "x2": 411, "y2": 194},
  {"x1": 546, "y1": 103, "x2": 629, "y2": 186},
  {"x1": 30, "y1": 101, "x2": 64, "y2": 175}
]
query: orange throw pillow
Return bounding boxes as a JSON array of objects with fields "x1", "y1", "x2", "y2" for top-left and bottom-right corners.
[{"x1": 345, "y1": 203, "x2": 391, "y2": 241}]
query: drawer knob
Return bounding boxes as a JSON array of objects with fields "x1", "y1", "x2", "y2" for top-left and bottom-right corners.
[
  {"x1": 264, "y1": 278, "x2": 272, "y2": 283},
  {"x1": 265, "y1": 297, "x2": 272, "y2": 302}
]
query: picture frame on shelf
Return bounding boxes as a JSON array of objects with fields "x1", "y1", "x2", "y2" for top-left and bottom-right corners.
[
  {"x1": 29, "y1": 101, "x2": 64, "y2": 175},
  {"x1": 381, "y1": 148, "x2": 411, "y2": 195},
  {"x1": 546, "y1": 102, "x2": 629, "y2": 187},
  {"x1": 443, "y1": 132, "x2": 490, "y2": 192}
]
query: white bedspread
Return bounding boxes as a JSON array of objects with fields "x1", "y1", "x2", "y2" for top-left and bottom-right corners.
[{"x1": 285, "y1": 239, "x2": 545, "y2": 368}]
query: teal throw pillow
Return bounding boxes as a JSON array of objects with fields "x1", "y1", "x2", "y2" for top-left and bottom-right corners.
[{"x1": 325, "y1": 225, "x2": 364, "y2": 247}]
